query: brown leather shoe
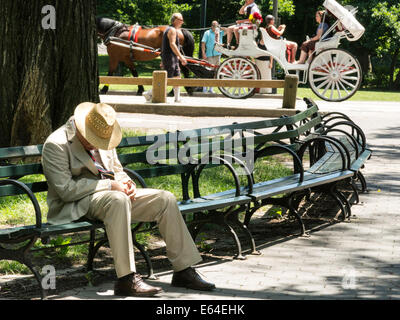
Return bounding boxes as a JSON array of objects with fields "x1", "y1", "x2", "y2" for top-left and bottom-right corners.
[
  {"x1": 171, "y1": 267, "x2": 216, "y2": 291},
  {"x1": 114, "y1": 273, "x2": 163, "y2": 297}
]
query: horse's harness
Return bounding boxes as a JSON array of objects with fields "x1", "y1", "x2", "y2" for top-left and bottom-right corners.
[
  {"x1": 102, "y1": 21, "x2": 125, "y2": 45},
  {"x1": 102, "y1": 22, "x2": 142, "y2": 63},
  {"x1": 127, "y1": 24, "x2": 142, "y2": 62}
]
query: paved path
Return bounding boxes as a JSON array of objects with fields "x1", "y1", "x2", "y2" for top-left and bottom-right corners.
[{"x1": 52, "y1": 99, "x2": 400, "y2": 299}]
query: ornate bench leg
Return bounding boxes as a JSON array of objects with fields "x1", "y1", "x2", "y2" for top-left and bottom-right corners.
[
  {"x1": 328, "y1": 186, "x2": 347, "y2": 221},
  {"x1": 243, "y1": 205, "x2": 259, "y2": 227},
  {"x1": 23, "y1": 256, "x2": 46, "y2": 300},
  {"x1": 336, "y1": 190, "x2": 352, "y2": 220},
  {"x1": 223, "y1": 221, "x2": 246, "y2": 260},
  {"x1": 357, "y1": 171, "x2": 368, "y2": 193},
  {"x1": 87, "y1": 230, "x2": 96, "y2": 272},
  {"x1": 1, "y1": 237, "x2": 46, "y2": 299},
  {"x1": 188, "y1": 221, "x2": 206, "y2": 241},
  {"x1": 288, "y1": 196, "x2": 308, "y2": 237},
  {"x1": 350, "y1": 178, "x2": 360, "y2": 205},
  {"x1": 228, "y1": 214, "x2": 261, "y2": 255}
]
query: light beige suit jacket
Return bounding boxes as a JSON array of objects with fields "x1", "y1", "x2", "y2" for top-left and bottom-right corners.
[{"x1": 41, "y1": 117, "x2": 131, "y2": 225}]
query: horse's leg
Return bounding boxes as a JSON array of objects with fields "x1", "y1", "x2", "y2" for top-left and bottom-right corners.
[
  {"x1": 100, "y1": 55, "x2": 119, "y2": 95},
  {"x1": 130, "y1": 67, "x2": 144, "y2": 96}
]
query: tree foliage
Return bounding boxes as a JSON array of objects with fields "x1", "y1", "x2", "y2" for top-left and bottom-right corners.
[
  {"x1": 97, "y1": 0, "x2": 191, "y2": 25},
  {"x1": 340, "y1": 0, "x2": 400, "y2": 89}
]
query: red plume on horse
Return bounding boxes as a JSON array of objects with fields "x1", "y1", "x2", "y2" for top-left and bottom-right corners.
[{"x1": 96, "y1": 17, "x2": 195, "y2": 96}]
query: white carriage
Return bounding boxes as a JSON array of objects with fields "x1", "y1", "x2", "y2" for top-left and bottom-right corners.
[{"x1": 214, "y1": 0, "x2": 365, "y2": 101}]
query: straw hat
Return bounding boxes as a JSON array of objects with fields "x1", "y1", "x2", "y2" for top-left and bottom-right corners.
[{"x1": 74, "y1": 102, "x2": 122, "y2": 150}]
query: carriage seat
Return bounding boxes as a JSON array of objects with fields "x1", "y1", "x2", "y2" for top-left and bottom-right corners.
[
  {"x1": 315, "y1": 32, "x2": 340, "y2": 53},
  {"x1": 259, "y1": 28, "x2": 308, "y2": 71}
]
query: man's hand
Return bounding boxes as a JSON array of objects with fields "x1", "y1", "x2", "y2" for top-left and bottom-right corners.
[
  {"x1": 123, "y1": 179, "x2": 137, "y2": 200},
  {"x1": 180, "y1": 56, "x2": 187, "y2": 66},
  {"x1": 111, "y1": 180, "x2": 128, "y2": 194},
  {"x1": 111, "y1": 180, "x2": 137, "y2": 200}
]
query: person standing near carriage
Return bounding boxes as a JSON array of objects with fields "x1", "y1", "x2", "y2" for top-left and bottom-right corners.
[
  {"x1": 144, "y1": 13, "x2": 187, "y2": 103},
  {"x1": 161, "y1": 13, "x2": 188, "y2": 103},
  {"x1": 201, "y1": 21, "x2": 227, "y2": 93}
]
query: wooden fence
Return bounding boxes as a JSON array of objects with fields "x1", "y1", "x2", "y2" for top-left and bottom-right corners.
[{"x1": 99, "y1": 72, "x2": 299, "y2": 109}]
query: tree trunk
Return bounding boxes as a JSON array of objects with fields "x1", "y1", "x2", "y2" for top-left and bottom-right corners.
[
  {"x1": 0, "y1": 0, "x2": 99, "y2": 147},
  {"x1": 389, "y1": 48, "x2": 399, "y2": 89},
  {"x1": 394, "y1": 70, "x2": 400, "y2": 90}
]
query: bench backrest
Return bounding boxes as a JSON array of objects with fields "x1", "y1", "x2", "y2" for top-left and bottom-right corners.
[{"x1": 0, "y1": 103, "x2": 322, "y2": 199}]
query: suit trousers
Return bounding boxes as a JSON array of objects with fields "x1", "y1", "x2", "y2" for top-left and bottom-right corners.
[{"x1": 85, "y1": 188, "x2": 202, "y2": 278}]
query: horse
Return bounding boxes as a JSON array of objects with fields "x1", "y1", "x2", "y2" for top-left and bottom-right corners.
[{"x1": 96, "y1": 17, "x2": 195, "y2": 96}]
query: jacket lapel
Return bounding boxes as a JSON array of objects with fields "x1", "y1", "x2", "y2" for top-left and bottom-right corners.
[
  {"x1": 98, "y1": 149, "x2": 113, "y2": 171},
  {"x1": 66, "y1": 118, "x2": 99, "y2": 176}
]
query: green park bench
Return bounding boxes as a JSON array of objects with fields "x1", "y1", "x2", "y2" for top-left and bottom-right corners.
[{"x1": 0, "y1": 98, "x2": 371, "y2": 299}]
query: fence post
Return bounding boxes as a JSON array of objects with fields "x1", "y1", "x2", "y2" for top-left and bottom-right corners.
[
  {"x1": 152, "y1": 70, "x2": 167, "y2": 103},
  {"x1": 282, "y1": 74, "x2": 298, "y2": 109}
]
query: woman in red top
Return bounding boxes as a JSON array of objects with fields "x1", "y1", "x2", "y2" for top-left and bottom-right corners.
[
  {"x1": 264, "y1": 15, "x2": 297, "y2": 63},
  {"x1": 265, "y1": 14, "x2": 297, "y2": 63}
]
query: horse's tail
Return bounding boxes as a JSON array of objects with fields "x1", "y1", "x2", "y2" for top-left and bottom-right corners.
[
  {"x1": 180, "y1": 28, "x2": 195, "y2": 95},
  {"x1": 181, "y1": 28, "x2": 195, "y2": 57}
]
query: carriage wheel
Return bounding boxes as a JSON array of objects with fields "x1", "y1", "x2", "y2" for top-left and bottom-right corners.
[
  {"x1": 216, "y1": 57, "x2": 260, "y2": 99},
  {"x1": 309, "y1": 49, "x2": 362, "y2": 102}
]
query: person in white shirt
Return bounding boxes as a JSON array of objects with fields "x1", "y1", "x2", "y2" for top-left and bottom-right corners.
[{"x1": 226, "y1": 0, "x2": 261, "y2": 49}]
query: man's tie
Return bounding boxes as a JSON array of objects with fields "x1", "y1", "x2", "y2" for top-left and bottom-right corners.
[{"x1": 87, "y1": 150, "x2": 115, "y2": 180}]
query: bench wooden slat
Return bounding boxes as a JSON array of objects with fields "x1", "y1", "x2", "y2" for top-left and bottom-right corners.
[
  {"x1": 249, "y1": 170, "x2": 354, "y2": 201},
  {"x1": 0, "y1": 145, "x2": 43, "y2": 161},
  {"x1": 0, "y1": 181, "x2": 48, "y2": 197},
  {"x1": 0, "y1": 163, "x2": 43, "y2": 178},
  {"x1": 0, "y1": 221, "x2": 104, "y2": 241},
  {"x1": 178, "y1": 196, "x2": 251, "y2": 214}
]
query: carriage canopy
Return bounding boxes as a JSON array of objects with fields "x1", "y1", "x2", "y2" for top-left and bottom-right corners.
[{"x1": 323, "y1": 0, "x2": 365, "y2": 41}]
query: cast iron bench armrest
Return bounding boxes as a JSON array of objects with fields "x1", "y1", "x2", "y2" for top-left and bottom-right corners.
[
  {"x1": 188, "y1": 154, "x2": 242, "y2": 199},
  {"x1": 0, "y1": 179, "x2": 42, "y2": 229},
  {"x1": 297, "y1": 136, "x2": 348, "y2": 171},
  {"x1": 223, "y1": 153, "x2": 254, "y2": 194},
  {"x1": 123, "y1": 167, "x2": 148, "y2": 188},
  {"x1": 323, "y1": 128, "x2": 359, "y2": 159},
  {"x1": 254, "y1": 145, "x2": 305, "y2": 183},
  {"x1": 321, "y1": 113, "x2": 353, "y2": 126},
  {"x1": 321, "y1": 134, "x2": 352, "y2": 170},
  {"x1": 323, "y1": 121, "x2": 367, "y2": 153}
]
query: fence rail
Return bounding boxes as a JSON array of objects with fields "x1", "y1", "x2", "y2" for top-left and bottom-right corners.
[{"x1": 99, "y1": 72, "x2": 299, "y2": 109}]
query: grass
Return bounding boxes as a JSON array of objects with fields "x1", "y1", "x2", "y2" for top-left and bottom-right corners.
[
  {"x1": 98, "y1": 54, "x2": 400, "y2": 102},
  {"x1": 278, "y1": 87, "x2": 400, "y2": 102},
  {"x1": 0, "y1": 129, "x2": 293, "y2": 274}
]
